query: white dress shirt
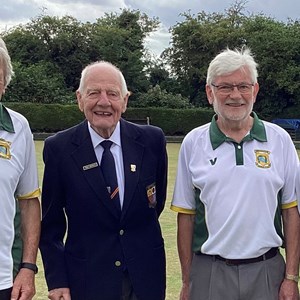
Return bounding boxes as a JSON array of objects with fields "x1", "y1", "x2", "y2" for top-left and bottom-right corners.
[{"x1": 88, "y1": 122, "x2": 125, "y2": 208}]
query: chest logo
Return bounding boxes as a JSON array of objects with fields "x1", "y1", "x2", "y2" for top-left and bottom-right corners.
[
  {"x1": 0, "y1": 138, "x2": 11, "y2": 160},
  {"x1": 209, "y1": 157, "x2": 217, "y2": 165},
  {"x1": 255, "y1": 150, "x2": 271, "y2": 168}
]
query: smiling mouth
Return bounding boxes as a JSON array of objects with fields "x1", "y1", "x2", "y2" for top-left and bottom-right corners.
[
  {"x1": 95, "y1": 111, "x2": 112, "y2": 116},
  {"x1": 226, "y1": 103, "x2": 244, "y2": 107}
]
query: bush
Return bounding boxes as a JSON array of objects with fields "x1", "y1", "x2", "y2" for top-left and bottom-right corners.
[{"x1": 130, "y1": 85, "x2": 192, "y2": 109}]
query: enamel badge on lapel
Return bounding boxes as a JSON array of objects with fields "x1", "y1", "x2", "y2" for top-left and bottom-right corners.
[
  {"x1": 146, "y1": 183, "x2": 157, "y2": 208},
  {"x1": 0, "y1": 138, "x2": 11, "y2": 159},
  {"x1": 130, "y1": 164, "x2": 136, "y2": 172},
  {"x1": 83, "y1": 162, "x2": 99, "y2": 171}
]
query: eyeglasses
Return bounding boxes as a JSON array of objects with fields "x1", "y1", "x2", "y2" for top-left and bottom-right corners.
[{"x1": 211, "y1": 83, "x2": 254, "y2": 94}]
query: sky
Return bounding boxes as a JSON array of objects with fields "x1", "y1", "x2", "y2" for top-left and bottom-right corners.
[{"x1": 0, "y1": 0, "x2": 299, "y2": 57}]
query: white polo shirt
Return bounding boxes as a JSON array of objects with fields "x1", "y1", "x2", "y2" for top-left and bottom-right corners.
[
  {"x1": 171, "y1": 112, "x2": 299, "y2": 259},
  {"x1": 0, "y1": 106, "x2": 40, "y2": 290}
]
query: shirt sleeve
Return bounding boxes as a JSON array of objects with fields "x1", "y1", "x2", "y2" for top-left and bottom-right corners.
[
  {"x1": 16, "y1": 119, "x2": 40, "y2": 199},
  {"x1": 281, "y1": 132, "x2": 299, "y2": 209},
  {"x1": 171, "y1": 135, "x2": 196, "y2": 214}
]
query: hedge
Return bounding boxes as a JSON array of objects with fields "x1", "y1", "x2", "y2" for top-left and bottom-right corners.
[{"x1": 3, "y1": 103, "x2": 214, "y2": 136}]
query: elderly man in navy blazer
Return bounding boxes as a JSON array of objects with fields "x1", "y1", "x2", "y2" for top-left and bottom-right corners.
[{"x1": 39, "y1": 61, "x2": 168, "y2": 300}]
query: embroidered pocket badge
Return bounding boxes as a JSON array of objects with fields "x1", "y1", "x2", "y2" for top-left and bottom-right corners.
[
  {"x1": 146, "y1": 183, "x2": 157, "y2": 208},
  {"x1": 0, "y1": 138, "x2": 11, "y2": 159},
  {"x1": 255, "y1": 150, "x2": 271, "y2": 168}
]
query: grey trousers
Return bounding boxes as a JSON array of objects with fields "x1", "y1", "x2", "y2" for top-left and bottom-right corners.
[{"x1": 189, "y1": 252, "x2": 285, "y2": 300}]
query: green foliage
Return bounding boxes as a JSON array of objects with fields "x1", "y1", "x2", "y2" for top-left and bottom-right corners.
[
  {"x1": 2, "y1": 9, "x2": 159, "y2": 101},
  {"x1": 1, "y1": 1, "x2": 300, "y2": 117},
  {"x1": 241, "y1": 16, "x2": 300, "y2": 117},
  {"x1": 164, "y1": 1, "x2": 248, "y2": 106},
  {"x1": 88, "y1": 9, "x2": 160, "y2": 97},
  {"x1": 164, "y1": 0, "x2": 300, "y2": 116},
  {"x1": 4, "y1": 61, "x2": 74, "y2": 103},
  {"x1": 130, "y1": 86, "x2": 192, "y2": 109}
]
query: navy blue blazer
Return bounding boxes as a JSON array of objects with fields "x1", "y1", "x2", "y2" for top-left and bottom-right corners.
[{"x1": 39, "y1": 119, "x2": 168, "y2": 300}]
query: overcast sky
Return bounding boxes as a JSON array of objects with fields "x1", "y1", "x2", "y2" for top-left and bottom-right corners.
[{"x1": 1, "y1": 0, "x2": 299, "y2": 57}]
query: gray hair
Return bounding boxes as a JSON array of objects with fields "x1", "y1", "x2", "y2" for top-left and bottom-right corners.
[
  {"x1": 78, "y1": 61, "x2": 129, "y2": 97},
  {"x1": 0, "y1": 38, "x2": 14, "y2": 88},
  {"x1": 206, "y1": 47, "x2": 258, "y2": 85}
]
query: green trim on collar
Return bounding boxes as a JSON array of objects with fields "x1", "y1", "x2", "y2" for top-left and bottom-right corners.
[
  {"x1": 0, "y1": 103, "x2": 15, "y2": 133},
  {"x1": 209, "y1": 115, "x2": 227, "y2": 150},
  {"x1": 209, "y1": 112, "x2": 267, "y2": 150},
  {"x1": 249, "y1": 112, "x2": 267, "y2": 142}
]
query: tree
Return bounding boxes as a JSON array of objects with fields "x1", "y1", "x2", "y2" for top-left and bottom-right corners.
[
  {"x1": 2, "y1": 10, "x2": 160, "y2": 103},
  {"x1": 148, "y1": 61, "x2": 181, "y2": 95},
  {"x1": 131, "y1": 85, "x2": 191, "y2": 109},
  {"x1": 90, "y1": 9, "x2": 160, "y2": 98},
  {"x1": 164, "y1": 0, "x2": 248, "y2": 107},
  {"x1": 241, "y1": 16, "x2": 300, "y2": 117},
  {"x1": 3, "y1": 15, "x2": 90, "y2": 93},
  {"x1": 4, "y1": 61, "x2": 74, "y2": 103},
  {"x1": 163, "y1": 0, "x2": 300, "y2": 117}
]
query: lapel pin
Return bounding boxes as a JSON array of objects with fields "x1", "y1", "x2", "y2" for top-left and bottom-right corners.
[
  {"x1": 83, "y1": 162, "x2": 99, "y2": 171},
  {"x1": 130, "y1": 164, "x2": 136, "y2": 172}
]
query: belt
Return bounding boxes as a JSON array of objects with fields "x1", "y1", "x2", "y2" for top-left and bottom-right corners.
[{"x1": 197, "y1": 247, "x2": 278, "y2": 266}]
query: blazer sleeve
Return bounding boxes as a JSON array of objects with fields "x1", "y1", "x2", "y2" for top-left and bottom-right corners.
[
  {"x1": 155, "y1": 128, "x2": 168, "y2": 217},
  {"x1": 39, "y1": 137, "x2": 69, "y2": 290}
]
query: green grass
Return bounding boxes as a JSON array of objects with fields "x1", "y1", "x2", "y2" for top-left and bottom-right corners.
[{"x1": 33, "y1": 141, "x2": 182, "y2": 300}]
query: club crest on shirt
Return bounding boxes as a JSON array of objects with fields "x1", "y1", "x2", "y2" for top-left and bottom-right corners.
[
  {"x1": 146, "y1": 183, "x2": 157, "y2": 208},
  {"x1": 0, "y1": 138, "x2": 11, "y2": 159},
  {"x1": 255, "y1": 150, "x2": 271, "y2": 168}
]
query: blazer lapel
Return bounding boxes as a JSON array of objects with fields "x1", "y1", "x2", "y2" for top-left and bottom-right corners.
[
  {"x1": 70, "y1": 121, "x2": 120, "y2": 219},
  {"x1": 120, "y1": 120, "x2": 145, "y2": 219}
]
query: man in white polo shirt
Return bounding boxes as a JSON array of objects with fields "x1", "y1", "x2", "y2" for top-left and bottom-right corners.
[
  {"x1": 171, "y1": 47, "x2": 300, "y2": 300},
  {"x1": 0, "y1": 38, "x2": 40, "y2": 300}
]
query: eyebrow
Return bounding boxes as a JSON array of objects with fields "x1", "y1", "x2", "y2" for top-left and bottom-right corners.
[{"x1": 217, "y1": 81, "x2": 251, "y2": 85}]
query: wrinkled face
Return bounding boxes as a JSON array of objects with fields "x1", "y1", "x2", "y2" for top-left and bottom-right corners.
[
  {"x1": 76, "y1": 64, "x2": 128, "y2": 138},
  {"x1": 206, "y1": 68, "x2": 259, "y2": 123}
]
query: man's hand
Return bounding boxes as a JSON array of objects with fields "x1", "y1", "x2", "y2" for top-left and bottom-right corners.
[
  {"x1": 279, "y1": 279, "x2": 299, "y2": 300},
  {"x1": 11, "y1": 268, "x2": 35, "y2": 300},
  {"x1": 179, "y1": 282, "x2": 190, "y2": 300},
  {"x1": 48, "y1": 288, "x2": 71, "y2": 300}
]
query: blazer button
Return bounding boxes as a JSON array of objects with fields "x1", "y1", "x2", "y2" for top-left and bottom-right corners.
[
  {"x1": 119, "y1": 229, "x2": 124, "y2": 235},
  {"x1": 115, "y1": 261, "x2": 121, "y2": 267}
]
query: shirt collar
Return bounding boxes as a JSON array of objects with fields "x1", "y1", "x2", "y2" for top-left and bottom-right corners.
[
  {"x1": 88, "y1": 121, "x2": 121, "y2": 149},
  {"x1": 0, "y1": 103, "x2": 15, "y2": 133},
  {"x1": 209, "y1": 112, "x2": 267, "y2": 150}
]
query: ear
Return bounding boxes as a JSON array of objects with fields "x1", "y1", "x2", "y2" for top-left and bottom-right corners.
[
  {"x1": 252, "y1": 83, "x2": 259, "y2": 103},
  {"x1": 206, "y1": 84, "x2": 214, "y2": 105},
  {"x1": 122, "y1": 93, "x2": 129, "y2": 113},
  {"x1": 76, "y1": 90, "x2": 84, "y2": 112}
]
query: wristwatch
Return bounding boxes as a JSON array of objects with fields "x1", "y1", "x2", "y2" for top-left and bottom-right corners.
[
  {"x1": 285, "y1": 274, "x2": 299, "y2": 283},
  {"x1": 19, "y1": 262, "x2": 38, "y2": 274}
]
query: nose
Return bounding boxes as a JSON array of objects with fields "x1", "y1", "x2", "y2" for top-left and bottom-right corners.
[
  {"x1": 230, "y1": 86, "x2": 242, "y2": 97},
  {"x1": 96, "y1": 91, "x2": 110, "y2": 105}
]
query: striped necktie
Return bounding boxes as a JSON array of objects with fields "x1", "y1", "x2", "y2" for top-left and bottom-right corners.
[{"x1": 100, "y1": 140, "x2": 121, "y2": 211}]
